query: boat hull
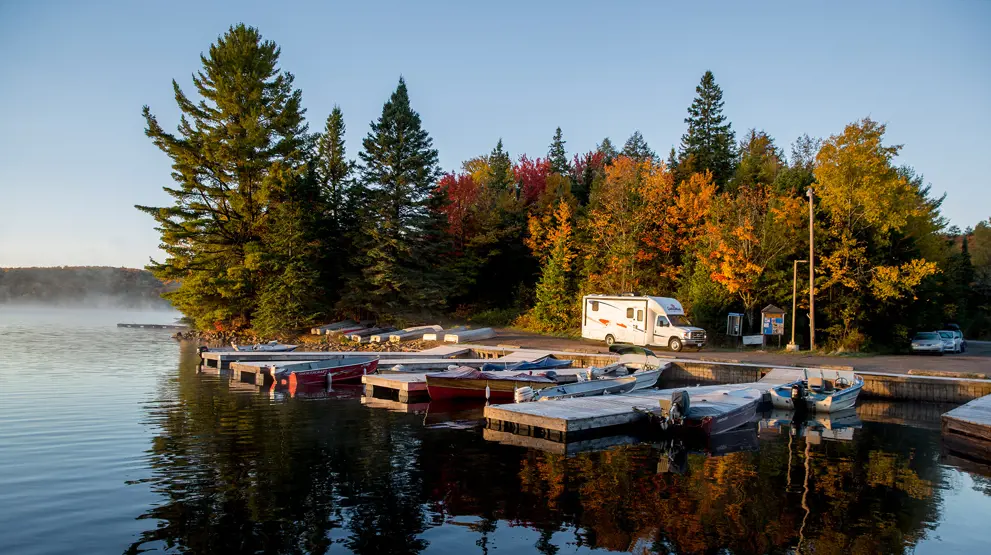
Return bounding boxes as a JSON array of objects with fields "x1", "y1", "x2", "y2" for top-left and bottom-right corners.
[
  {"x1": 427, "y1": 377, "x2": 558, "y2": 401},
  {"x1": 287, "y1": 359, "x2": 379, "y2": 388},
  {"x1": 688, "y1": 400, "x2": 759, "y2": 436},
  {"x1": 769, "y1": 376, "x2": 864, "y2": 413}
]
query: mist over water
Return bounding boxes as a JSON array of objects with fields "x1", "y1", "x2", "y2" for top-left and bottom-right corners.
[{"x1": 0, "y1": 308, "x2": 989, "y2": 555}]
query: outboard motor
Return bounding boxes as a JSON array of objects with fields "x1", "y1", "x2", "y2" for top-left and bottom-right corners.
[
  {"x1": 514, "y1": 386, "x2": 538, "y2": 403},
  {"x1": 790, "y1": 382, "x2": 808, "y2": 414}
]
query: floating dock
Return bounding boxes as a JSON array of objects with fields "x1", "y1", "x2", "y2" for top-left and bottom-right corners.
[
  {"x1": 942, "y1": 394, "x2": 991, "y2": 462},
  {"x1": 200, "y1": 345, "x2": 471, "y2": 370},
  {"x1": 483, "y1": 369, "x2": 804, "y2": 442}
]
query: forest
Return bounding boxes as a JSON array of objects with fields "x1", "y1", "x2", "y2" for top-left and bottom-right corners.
[
  {"x1": 138, "y1": 24, "x2": 991, "y2": 348},
  {"x1": 0, "y1": 266, "x2": 172, "y2": 308}
]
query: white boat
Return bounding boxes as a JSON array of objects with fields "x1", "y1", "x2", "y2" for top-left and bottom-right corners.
[
  {"x1": 768, "y1": 369, "x2": 863, "y2": 413},
  {"x1": 514, "y1": 367, "x2": 665, "y2": 402},
  {"x1": 516, "y1": 375, "x2": 638, "y2": 402}
]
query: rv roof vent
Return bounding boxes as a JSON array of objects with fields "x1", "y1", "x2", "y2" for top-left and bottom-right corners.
[{"x1": 620, "y1": 292, "x2": 640, "y2": 297}]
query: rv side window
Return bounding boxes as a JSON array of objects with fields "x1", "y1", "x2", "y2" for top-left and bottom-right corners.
[
  {"x1": 656, "y1": 315, "x2": 669, "y2": 327},
  {"x1": 636, "y1": 309, "x2": 643, "y2": 322},
  {"x1": 590, "y1": 301, "x2": 599, "y2": 312},
  {"x1": 626, "y1": 308, "x2": 634, "y2": 319}
]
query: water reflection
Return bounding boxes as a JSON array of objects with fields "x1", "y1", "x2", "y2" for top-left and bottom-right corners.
[{"x1": 130, "y1": 347, "x2": 955, "y2": 554}]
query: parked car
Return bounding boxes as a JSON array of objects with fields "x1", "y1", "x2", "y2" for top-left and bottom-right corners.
[
  {"x1": 952, "y1": 329, "x2": 967, "y2": 353},
  {"x1": 938, "y1": 330, "x2": 961, "y2": 353},
  {"x1": 911, "y1": 332, "x2": 944, "y2": 355}
]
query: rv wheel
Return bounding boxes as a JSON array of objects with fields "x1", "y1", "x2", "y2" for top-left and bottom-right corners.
[
  {"x1": 669, "y1": 337, "x2": 683, "y2": 352},
  {"x1": 605, "y1": 334, "x2": 616, "y2": 346}
]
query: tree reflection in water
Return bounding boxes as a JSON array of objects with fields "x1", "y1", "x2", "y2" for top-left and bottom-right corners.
[{"x1": 128, "y1": 348, "x2": 947, "y2": 554}]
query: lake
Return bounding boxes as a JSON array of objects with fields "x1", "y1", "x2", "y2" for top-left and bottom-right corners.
[{"x1": 0, "y1": 307, "x2": 989, "y2": 554}]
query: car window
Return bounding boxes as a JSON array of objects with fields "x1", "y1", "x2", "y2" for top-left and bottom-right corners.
[
  {"x1": 938, "y1": 331, "x2": 952, "y2": 339},
  {"x1": 915, "y1": 332, "x2": 937, "y2": 339},
  {"x1": 656, "y1": 315, "x2": 669, "y2": 327}
]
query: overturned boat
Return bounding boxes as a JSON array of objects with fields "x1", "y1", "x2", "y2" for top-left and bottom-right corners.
[
  {"x1": 230, "y1": 341, "x2": 298, "y2": 352},
  {"x1": 653, "y1": 387, "x2": 763, "y2": 435},
  {"x1": 768, "y1": 369, "x2": 863, "y2": 413},
  {"x1": 480, "y1": 355, "x2": 573, "y2": 373}
]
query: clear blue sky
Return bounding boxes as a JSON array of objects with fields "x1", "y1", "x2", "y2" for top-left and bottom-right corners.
[{"x1": 1, "y1": 0, "x2": 988, "y2": 268}]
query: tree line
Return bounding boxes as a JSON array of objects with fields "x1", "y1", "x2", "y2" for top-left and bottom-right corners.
[
  {"x1": 0, "y1": 267, "x2": 172, "y2": 308},
  {"x1": 139, "y1": 24, "x2": 990, "y2": 346}
]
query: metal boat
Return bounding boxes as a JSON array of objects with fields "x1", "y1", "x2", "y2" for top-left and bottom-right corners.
[
  {"x1": 653, "y1": 387, "x2": 763, "y2": 435},
  {"x1": 768, "y1": 369, "x2": 863, "y2": 413}
]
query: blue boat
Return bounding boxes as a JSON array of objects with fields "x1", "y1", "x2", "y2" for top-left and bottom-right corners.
[{"x1": 479, "y1": 355, "x2": 573, "y2": 373}]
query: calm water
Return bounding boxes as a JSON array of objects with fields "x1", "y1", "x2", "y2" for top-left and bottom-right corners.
[{"x1": 1, "y1": 307, "x2": 989, "y2": 555}]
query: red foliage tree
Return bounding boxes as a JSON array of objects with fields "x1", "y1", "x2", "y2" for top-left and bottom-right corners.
[
  {"x1": 436, "y1": 172, "x2": 480, "y2": 252},
  {"x1": 514, "y1": 155, "x2": 551, "y2": 205}
]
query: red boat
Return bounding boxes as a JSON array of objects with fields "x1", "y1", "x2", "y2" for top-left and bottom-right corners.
[
  {"x1": 424, "y1": 366, "x2": 557, "y2": 402},
  {"x1": 280, "y1": 357, "x2": 379, "y2": 388}
]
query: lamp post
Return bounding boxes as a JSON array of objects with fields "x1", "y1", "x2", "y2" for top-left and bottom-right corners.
[
  {"x1": 807, "y1": 187, "x2": 816, "y2": 351},
  {"x1": 787, "y1": 259, "x2": 808, "y2": 352}
]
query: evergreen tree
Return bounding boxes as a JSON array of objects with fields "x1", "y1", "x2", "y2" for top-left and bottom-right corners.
[
  {"x1": 253, "y1": 171, "x2": 324, "y2": 335},
  {"x1": 678, "y1": 70, "x2": 736, "y2": 188},
  {"x1": 137, "y1": 24, "x2": 308, "y2": 331},
  {"x1": 597, "y1": 137, "x2": 618, "y2": 163},
  {"x1": 731, "y1": 129, "x2": 783, "y2": 192},
  {"x1": 343, "y1": 77, "x2": 447, "y2": 317},
  {"x1": 488, "y1": 139, "x2": 514, "y2": 192},
  {"x1": 548, "y1": 127, "x2": 570, "y2": 175},
  {"x1": 528, "y1": 200, "x2": 577, "y2": 332},
  {"x1": 621, "y1": 130, "x2": 656, "y2": 161},
  {"x1": 666, "y1": 147, "x2": 679, "y2": 176},
  {"x1": 313, "y1": 106, "x2": 359, "y2": 303}
]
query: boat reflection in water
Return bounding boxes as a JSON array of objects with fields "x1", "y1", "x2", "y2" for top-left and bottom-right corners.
[{"x1": 759, "y1": 408, "x2": 863, "y2": 443}]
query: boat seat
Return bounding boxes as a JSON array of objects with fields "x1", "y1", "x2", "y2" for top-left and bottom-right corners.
[{"x1": 807, "y1": 377, "x2": 834, "y2": 392}]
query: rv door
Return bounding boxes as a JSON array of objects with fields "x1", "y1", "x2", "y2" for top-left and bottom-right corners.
[{"x1": 627, "y1": 302, "x2": 647, "y2": 346}]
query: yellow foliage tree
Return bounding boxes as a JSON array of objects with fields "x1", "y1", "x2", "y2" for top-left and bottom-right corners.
[{"x1": 814, "y1": 118, "x2": 939, "y2": 348}]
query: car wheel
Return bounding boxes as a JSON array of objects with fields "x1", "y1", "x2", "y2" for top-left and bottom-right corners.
[
  {"x1": 669, "y1": 337, "x2": 683, "y2": 352},
  {"x1": 605, "y1": 334, "x2": 615, "y2": 346}
]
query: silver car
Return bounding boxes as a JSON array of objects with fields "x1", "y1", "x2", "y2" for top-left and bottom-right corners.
[
  {"x1": 911, "y1": 332, "x2": 943, "y2": 355},
  {"x1": 938, "y1": 330, "x2": 961, "y2": 353}
]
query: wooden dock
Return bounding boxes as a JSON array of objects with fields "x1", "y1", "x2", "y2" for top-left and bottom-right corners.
[
  {"x1": 942, "y1": 393, "x2": 991, "y2": 462},
  {"x1": 483, "y1": 369, "x2": 804, "y2": 442},
  {"x1": 363, "y1": 373, "x2": 430, "y2": 403},
  {"x1": 200, "y1": 345, "x2": 472, "y2": 369}
]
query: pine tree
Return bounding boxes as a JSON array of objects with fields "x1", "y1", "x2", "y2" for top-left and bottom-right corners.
[
  {"x1": 488, "y1": 139, "x2": 514, "y2": 192},
  {"x1": 548, "y1": 127, "x2": 570, "y2": 175},
  {"x1": 529, "y1": 200, "x2": 577, "y2": 332},
  {"x1": 344, "y1": 77, "x2": 446, "y2": 317},
  {"x1": 597, "y1": 138, "x2": 618, "y2": 163},
  {"x1": 253, "y1": 171, "x2": 324, "y2": 335},
  {"x1": 313, "y1": 106, "x2": 358, "y2": 303},
  {"x1": 678, "y1": 70, "x2": 736, "y2": 188},
  {"x1": 137, "y1": 24, "x2": 308, "y2": 331},
  {"x1": 621, "y1": 130, "x2": 656, "y2": 162}
]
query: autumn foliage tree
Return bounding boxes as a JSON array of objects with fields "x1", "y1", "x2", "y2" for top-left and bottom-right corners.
[{"x1": 814, "y1": 118, "x2": 939, "y2": 349}]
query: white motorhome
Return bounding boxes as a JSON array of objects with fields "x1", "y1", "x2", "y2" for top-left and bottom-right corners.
[{"x1": 581, "y1": 294, "x2": 706, "y2": 352}]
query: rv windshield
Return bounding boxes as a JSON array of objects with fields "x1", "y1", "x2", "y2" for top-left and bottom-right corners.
[{"x1": 668, "y1": 314, "x2": 692, "y2": 327}]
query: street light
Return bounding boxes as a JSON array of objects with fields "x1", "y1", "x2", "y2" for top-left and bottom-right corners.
[
  {"x1": 807, "y1": 187, "x2": 816, "y2": 351},
  {"x1": 787, "y1": 259, "x2": 808, "y2": 352}
]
